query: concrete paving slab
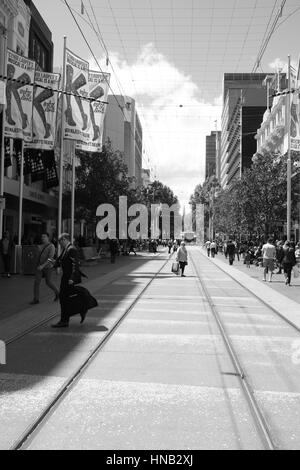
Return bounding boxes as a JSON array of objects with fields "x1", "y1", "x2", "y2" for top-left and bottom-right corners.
[
  {"x1": 101, "y1": 333, "x2": 225, "y2": 355},
  {"x1": 83, "y1": 351, "x2": 239, "y2": 388},
  {"x1": 256, "y1": 391, "x2": 300, "y2": 449},
  {"x1": 117, "y1": 318, "x2": 220, "y2": 336},
  {"x1": 26, "y1": 379, "x2": 264, "y2": 450},
  {"x1": 0, "y1": 373, "x2": 65, "y2": 450}
]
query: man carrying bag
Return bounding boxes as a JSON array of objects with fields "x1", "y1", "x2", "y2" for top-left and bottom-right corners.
[{"x1": 51, "y1": 233, "x2": 96, "y2": 328}]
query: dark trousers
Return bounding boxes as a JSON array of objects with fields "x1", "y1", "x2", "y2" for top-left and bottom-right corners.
[
  {"x1": 283, "y1": 263, "x2": 293, "y2": 285},
  {"x1": 179, "y1": 261, "x2": 186, "y2": 275},
  {"x1": 229, "y1": 254, "x2": 235, "y2": 265},
  {"x1": 59, "y1": 278, "x2": 72, "y2": 323},
  {"x1": 2, "y1": 254, "x2": 10, "y2": 273}
]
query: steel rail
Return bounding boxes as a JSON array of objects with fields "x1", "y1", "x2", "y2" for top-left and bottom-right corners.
[
  {"x1": 11, "y1": 254, "x2": 171, "y2": 450},
  {"x1": 4, "y1": 253, "x2": 170, "y2": 347},
  {"x1": 190, "y1": 250, "x2": 277, "y2": 451},
  {"x1": 202, "y1": 249, "x2": 300, "y2": 334}
]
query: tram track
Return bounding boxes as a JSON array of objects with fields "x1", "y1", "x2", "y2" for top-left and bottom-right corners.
[
  {"x1": 10, "y1": 254, "x2": 171, "y2": 450},
  {"x1": 189, "y1": 250, "x2": 277, "y2": 451},
  {"x1": 202, "y1": 249, "x2": 300, "y2": 335},
  {"x1": 4, "y1": 254, "x2": 170, "y2": 347}
]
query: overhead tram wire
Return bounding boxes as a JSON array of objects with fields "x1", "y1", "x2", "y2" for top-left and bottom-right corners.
[
  {"x1": 63, "y1": 0, "x2": 156, "y2": 174},
  {"x1": 252, "y1": 0, "x2": 287, "y2": 73},
  {"x1": 106, "y1": 0, "x2": 160, "y2": 172},
  {"x1": 83, "y1": 0, "x2": 158, "y2": 173},
  {"x1": 63, "y1": 0, "x2": 133, "y2": 131}
]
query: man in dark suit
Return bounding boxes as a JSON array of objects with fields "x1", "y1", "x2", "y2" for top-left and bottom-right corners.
[{"x1": 52, "y1": 233, "x2": 81, "y2": 328}]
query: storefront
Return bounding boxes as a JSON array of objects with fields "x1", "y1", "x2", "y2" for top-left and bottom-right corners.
[{"x1": 2, "y1": 176, "x2": 58, "y2": 242}]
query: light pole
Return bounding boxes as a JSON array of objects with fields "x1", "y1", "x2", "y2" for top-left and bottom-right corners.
[
  {"x1": 0, "y1": 24, "x2": 7, "y2": 240},
  {"x1": 287, "y1": 55, "x2": 292, "y2": 240}
]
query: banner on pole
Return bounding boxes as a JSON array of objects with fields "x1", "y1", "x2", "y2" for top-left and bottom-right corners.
[
  {"x1": 284, "y1": 61, "x2": 300, "y2": 153},
  {"x1": 25, "y1": 71, "x2": 60, "y2": 150},
  {"x1": 63, "y1": 49, "x2": 90, "y2": 143},
  {"x1": 76, "y1": 71, "x2": 110, "y2": 153},
  {"x1": 4, "y1": 50, "x2": 35, "y2": 142},
  {"x1": 0, "y1": 80, "x2": 6, "y2": 105}
]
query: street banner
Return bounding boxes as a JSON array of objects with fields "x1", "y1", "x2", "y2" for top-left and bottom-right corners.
[
  {"x1": 63, "y1": 49, "x2": 90, "y2": 143},
  {"x1": 290, "y1": 60, "x2": 300, "y2": 152},
  {"x1": 0, "y1": 80, "x2": 6, "y2": 105},
  {"x1": 25, "y1": 71, "x2": 61, "y2": 150},
  {"x1": 76, "y1": 70, "x2": 110, "y2": 153},
  {"x1": 4, "y1": 49, "x2": 35, "y2": 142},
  {"x1": 4, "y1": 137, "x2": 12, "y2": 168},
  {"x1": 284, "y1": 62, "x2": 300, "y2": 153}
]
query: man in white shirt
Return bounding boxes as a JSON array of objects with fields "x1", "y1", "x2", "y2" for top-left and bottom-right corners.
[{"x1": 262, "y1": 238, "x2": 276, "y2": 282}]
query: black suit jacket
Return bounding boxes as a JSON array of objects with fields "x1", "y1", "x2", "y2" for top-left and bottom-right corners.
[{"x1": 56, "y1": 244, "x2": 81, "y2": 284}]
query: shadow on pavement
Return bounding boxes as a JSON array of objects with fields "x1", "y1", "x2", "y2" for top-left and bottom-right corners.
[{"x1": 0, "y1": 250, "x2": 170, "y2": 393}]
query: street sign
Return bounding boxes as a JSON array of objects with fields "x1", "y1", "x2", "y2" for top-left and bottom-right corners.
[{"x1": 0, "y1": 197, "x2": 6, "y2": 210}]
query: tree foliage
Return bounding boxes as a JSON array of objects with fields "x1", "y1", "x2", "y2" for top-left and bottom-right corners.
[{"x1": 191, "y1": 152, "x2": 300, "y2": 239}]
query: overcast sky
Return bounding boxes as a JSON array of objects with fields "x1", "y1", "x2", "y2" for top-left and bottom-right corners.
[{"x1": 35, "y1": 0, "x2": 300, "y2": 209}]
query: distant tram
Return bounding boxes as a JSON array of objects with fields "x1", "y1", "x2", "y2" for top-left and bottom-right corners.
[{"x1": 181, "y1": 231, "x2": 197, "y2": 243}]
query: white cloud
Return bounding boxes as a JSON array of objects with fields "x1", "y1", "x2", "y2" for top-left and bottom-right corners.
[{"x1": 90, "y1": 44, "x2": 222, "y2": 209}]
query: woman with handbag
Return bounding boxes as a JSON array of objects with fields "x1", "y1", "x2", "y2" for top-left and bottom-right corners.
[{"x1": 176, "y1": 242, "x2": 188, "y2": 277}]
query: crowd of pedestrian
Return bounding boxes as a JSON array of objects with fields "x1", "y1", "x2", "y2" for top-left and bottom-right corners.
[{"x1": 204, "y1": 237, "x2": 300, "y2": 287}]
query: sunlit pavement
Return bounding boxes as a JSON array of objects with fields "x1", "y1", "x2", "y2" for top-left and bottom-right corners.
[{"x1": 1, "y1": 246, "x2": 300, "y2": 450}]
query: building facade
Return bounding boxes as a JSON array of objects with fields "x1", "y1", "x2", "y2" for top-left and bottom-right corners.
[
  {"x1": 0, "y1": 0, "x2": 57, "y2": 243},
  {"x1": 103, "y1": 95, "x2": 143, "y2": 187},
  {"x1": 220, "y1": 73, "x2": 268, "y2": 188},
  {"x1": 205, "y1": 131, "x2": 221, "y2": 180},
  {"x1": 255, "y1": 73, "x2": 299, "y2": 240}
]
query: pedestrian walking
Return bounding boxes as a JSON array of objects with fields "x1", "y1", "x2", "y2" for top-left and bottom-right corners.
[
  {"x1": 205, "y1": 240, "x2": 211, "y2": 257},
  {"x1": 244, "y1": 244, "x2": 254, "y2": 268},
  {"x1": 210, "y1": 240, "x2": 217, "y2": 258},
  {"x1": 52, "y1": 233, "x2": 82, "y2": 328},
  {"x1": 282, "y1": 241, "x2": 297, "y2": 286},
  {"x1": 226, "y1": 240, "x2": 236, "y2": 265},
  {"x1": 275, "y1": 241, "x2": 284, "y2": 274},
  {"x1": 168, "y1": 240, "x2": 173, "y2": 254},
  {"x1": 176, "y1": 241, "x2": 188, "y2": 277},
  {"x1": 262, "y1": 238, "x2": 276, "y2": 282},
  {"x1": 0, "y1": 231, "x2": 13, "y2": 278},
  {"x1": 109, "y1": 237, "x2": 120, "y2": 263},
  {"x1": 235, "y1": 241, "x2": 240, "y2": 261},
  {"x1": 30, "y1": 233, "x2": 59, "y2": 305},
  {"x1": 173, "y1": 240, "x2": 178, "y2": 253},
  {"x1": 295, "y1": 242, "x2": 300, "y2": 268}
]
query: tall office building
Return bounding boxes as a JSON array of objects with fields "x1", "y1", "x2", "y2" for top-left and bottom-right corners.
[
  {"x1": 205, "y1": 131, "x2": 221, "y2": 181},
  {"x1": 220, "y1": 73, "x2": 268, "y2": 188},
  {"x1": 103, "y1": 95, "x2": 143, "y2": 187}
]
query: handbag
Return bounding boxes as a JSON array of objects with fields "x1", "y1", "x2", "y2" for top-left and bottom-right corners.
[{"x1": 171, "y1": 262, "x2": 179, "y2": 274}]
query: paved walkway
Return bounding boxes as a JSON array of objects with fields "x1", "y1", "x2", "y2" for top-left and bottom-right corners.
[
  {"x1": 203, "y1": 250, "x2": 300, "y2": 305},
  {"x1": 0, "y1": 250, "x2": 162, "y2": 322}
]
